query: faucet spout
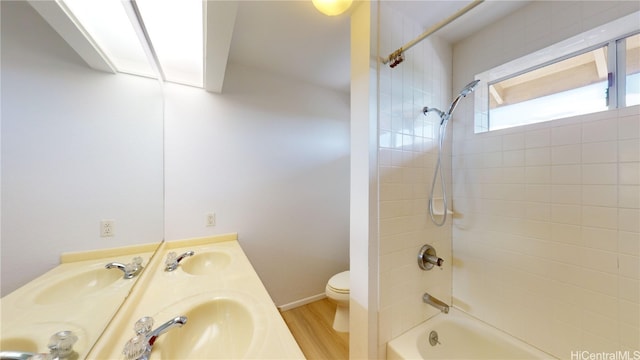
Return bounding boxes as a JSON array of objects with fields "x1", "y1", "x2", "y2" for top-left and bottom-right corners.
[
  {"x1": 164, "y1": 251, "x2": 195, "y2": 272},
  {"x1": 423, "y1": 292, "x2": 449, "y2": 314},
  {"x1": 147, "y1": 316, "x2": 187, "y2": 346},
  {"x1": 105, "y1": 262, "x2": 126, "y2": 271},
  {"x1": 123, "y1": 316, "x2": 187, "y2": 360},
  {"x1": 105, "y1": 257, "x2": 144, "y2": 279}
]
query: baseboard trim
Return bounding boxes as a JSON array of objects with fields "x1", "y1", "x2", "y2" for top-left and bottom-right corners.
[{"x1": 278, "y1": 293, "x2": 327, "y2": 311}]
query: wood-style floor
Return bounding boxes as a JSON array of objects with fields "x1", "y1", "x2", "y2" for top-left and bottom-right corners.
[{"x1": 281, "y1": 298, "x2": 349, "y2": 360}]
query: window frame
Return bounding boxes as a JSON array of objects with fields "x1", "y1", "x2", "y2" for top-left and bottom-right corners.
[{"x1": 474, "y1": 12, "x2": 640, "y2": 134}]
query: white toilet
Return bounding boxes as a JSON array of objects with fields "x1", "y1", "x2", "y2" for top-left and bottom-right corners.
[{"x1": 325, "y1": 270, "x2": 350, "y2": 333}]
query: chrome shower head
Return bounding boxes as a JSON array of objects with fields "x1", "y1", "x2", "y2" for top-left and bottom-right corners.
[
  {"x1": 459, "y1": 79, "x2": 480, "y2": 97},
  {"x1": 447, "y1": 79, "x2": 480, "y2": 116}
]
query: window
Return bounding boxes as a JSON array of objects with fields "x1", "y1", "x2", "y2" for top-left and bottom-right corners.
[
  {"x1": 623, "y1": 33, "x2": 640, "y2": 107},
  {"x1": 474, "y1": 12, "x2": 640, "y2": 133},
  {"x1": 488, "y1": 45, "x2": 610, "y2": 131}
]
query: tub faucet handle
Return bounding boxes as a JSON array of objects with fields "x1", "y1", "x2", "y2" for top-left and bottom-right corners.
[{"x1": 418, "y1": 244, "x2": 444, "y2": 270}]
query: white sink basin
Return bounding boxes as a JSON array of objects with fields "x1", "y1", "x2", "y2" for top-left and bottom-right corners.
[
  {"x1": 33, "y1": 268, "x2": 123, "y2": 305},
  {"x1": 180, "y1": 252, "x2": 231, "y2": 275},
  {"x1": 0, "y1": 337, "x2": 38, "y2": 353},
  {"x1": 152, "y1": 295, "x2": 261, "y2": 359}
]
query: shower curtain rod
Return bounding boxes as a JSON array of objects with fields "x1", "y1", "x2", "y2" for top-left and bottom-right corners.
[{"x1": 381, "y1": 0, "x2": 484, "y2": 67}]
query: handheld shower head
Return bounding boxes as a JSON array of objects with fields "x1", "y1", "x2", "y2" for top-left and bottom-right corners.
[
  {"x1": 447, "y1": 79, "x2": 480, "y2": 116},
  {"x1": 459, "y1": 79, "x2": 480, "y2": 97}
]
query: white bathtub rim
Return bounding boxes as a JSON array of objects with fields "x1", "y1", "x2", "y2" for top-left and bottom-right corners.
[{"x1": 387, "y1": 306, "x2": 556, "y2": 359}]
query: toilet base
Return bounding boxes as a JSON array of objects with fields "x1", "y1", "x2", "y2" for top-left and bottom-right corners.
[{"x1": 332, "y1": 304, "x2": 349, "y2": 332}]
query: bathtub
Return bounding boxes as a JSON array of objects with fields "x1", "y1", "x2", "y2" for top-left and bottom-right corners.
[{"x1": 387, "y1": 308, "x2": 555, "y2": 359}]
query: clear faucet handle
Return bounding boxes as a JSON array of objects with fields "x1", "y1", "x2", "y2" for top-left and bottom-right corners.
[
  {"x1": 48, "y1": 330, "x2": 78, "y2": 358},
  {"x1": 134, "y1": 316, "x2": 154, "y2": 335},
  {"x1": 164, "y1": 252, "x2": 177, "y2": 266},
  {"x1": 123, "y1": 334, "x2": 150, "y2": 360},
  {"x1": 131, "y1": 256, "x2": 143, "y2": 266}
]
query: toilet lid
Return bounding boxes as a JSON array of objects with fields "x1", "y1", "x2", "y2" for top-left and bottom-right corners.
[{"x1": 328, "y1": 271, "x2": 349, "y2": 293}]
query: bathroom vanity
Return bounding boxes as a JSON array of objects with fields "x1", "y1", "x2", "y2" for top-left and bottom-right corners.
[{"x1": 0, "y1": 233, "x2": 305, "y2": 360}]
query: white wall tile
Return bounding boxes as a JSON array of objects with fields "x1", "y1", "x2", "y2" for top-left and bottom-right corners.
[
  {"x1": 619, "y1": 254, "x2": 640, "y2": 279},
  {"x1": 552, "y1": 144, "x2": 581, "y2": 164},
  {"x1": 619, "y1": 209, "x2": 640, "y2": 233},
  {"x1": 442, "y1": 2, "x2": 640, "y2": 358},
  {"x1": 582, "y1": 226, "x2": 617, "y2": 252},
  {"x1": 552, "y1": 165, "x2": 582, "y2": 184},
  {"x1": 582, "y1": 119, "x2": 618, "y2": 143},
  {"x1": 582, "y1": 206, "x2": 618, "y2": 230},
  {"x1": 619, "y1": 231, "x2": 640, "y2": 256},
  {"x1": 451, "y1": 2, "x2": 640, "y2": 357},
  {"x1": 618, "y1": 139, "x2": 640, "y2": 162},
  {"x1": 378, "y1": 3, "x2": 453, "y2": 348},
  {"x1": 582, "y1": 185, "x2": 617, "y2": 207},
  {"x1": 582, "y1": 164, "x2": 617, "y2": 184},
  {"x1": 582, "y1": 141, "x2": 618, "y2": 164},
  {"x1": 619, "y1": 163, "x2": 640, "y2": 185},
  {"x1": 526, "y1": 147, "x2": 551, "y2": 166},
  {"x1": 552, "y1": 124, "x2": 582, "y2": 145},
  {"x1": 618, "y1": 113, "x2": 640, "y2": 140},
  {"x1": 618, "y1": 276, "x2": 639, "y2": 303}
]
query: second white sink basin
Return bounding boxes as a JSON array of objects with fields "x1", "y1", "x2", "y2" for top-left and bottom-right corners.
[
  {"x1": 0, "y1": 337, "x2": 38, "y2": 353},
  {"x1": 33, "y1": 268, "x2": 123, "y2": 305},
  {"x1": 150, "y1": 291, "x2": 265, "y2": 360},
  {"x1": 180, "y1": 252, "x2": 231, "y2": 275}
]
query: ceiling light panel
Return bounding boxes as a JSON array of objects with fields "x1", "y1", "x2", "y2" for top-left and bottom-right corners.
[
  {"x1": 136, "y1": 0, "x2": 204, "y2": 87},
  {"x1": 61, "y1": 0, "x2": 155, "y2": 78}
]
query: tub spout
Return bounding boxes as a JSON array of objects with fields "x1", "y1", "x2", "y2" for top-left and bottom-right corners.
[{"x1": 423, "y1": 292, "x2": 449, "y2": 314}]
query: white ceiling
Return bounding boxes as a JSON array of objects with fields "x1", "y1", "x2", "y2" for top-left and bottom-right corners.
[
  {"x1": 227, "y1": 0, "x2": 530, "y2": 93},
  {"x1": 31, "y1": 0, "x2": 530, "y2": 94},
  {"x1": 228, "y1": 1, "x2": 351, "y2": 92}
]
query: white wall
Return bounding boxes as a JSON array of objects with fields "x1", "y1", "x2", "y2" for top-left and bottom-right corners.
[
  {"x1": 349, "y1": 1, "x2": 378, "y2": 358},
  {"x1": 1, "y1": 1, "x2": 164, "y2": 296},
  {"x1": 376, "y1": 3, "x2": 452, "y2": 357},
  {"x1": 1, "y1": 1, "x2": 351, "y2": 305},
  {"x1": 163, "y1": 63, "x2": 350, "y2": 307},
  {"x1": 452, "y1": 1, "x2": 640, "y2": 357}
]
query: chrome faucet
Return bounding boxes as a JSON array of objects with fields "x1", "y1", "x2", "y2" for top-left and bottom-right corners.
[
  {"x1": 164, "y1": 251, "x2": 195, "y2": 272},
  {"x1": 1, "y1": 331, "x2": 79, "y2": 360},
  {"x1": 123, "y1": 316, "x2": 187, "y2": 360},
  {"x1": 423, "y1": 292, "x2": 449, "y2": 314},
  {"x1": 105, "y1": 257, "x2": 144, "y2": 279}
]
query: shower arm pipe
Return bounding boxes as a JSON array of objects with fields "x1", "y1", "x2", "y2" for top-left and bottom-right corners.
[{"x1": 381, "y1": 0, "x2": 484, "y2": 65}]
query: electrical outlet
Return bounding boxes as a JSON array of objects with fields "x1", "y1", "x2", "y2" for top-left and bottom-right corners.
[
  {"x1": 206, "y1": 213, "x2": 216, "y2": 227},
  {"x1": 100, "y1": 220, "x2": 115, "y2": 237}
]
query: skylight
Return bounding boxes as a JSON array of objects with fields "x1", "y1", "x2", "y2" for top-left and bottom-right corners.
[{"x1": 61, "y1": 0, "x2": 203, "y2": 87}]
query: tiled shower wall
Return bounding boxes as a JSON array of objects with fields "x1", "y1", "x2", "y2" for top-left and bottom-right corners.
[
  {"x1": 451, "y1": 1, "x2": 640, "y2": 358},
  {"x1": 377, "y1": 3, "x2": 453, "y2": 356}
]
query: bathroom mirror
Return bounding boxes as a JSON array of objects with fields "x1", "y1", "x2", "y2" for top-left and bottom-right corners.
[{"x1": 1, "y1": 1, "x2": 164, "y2": 298}]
